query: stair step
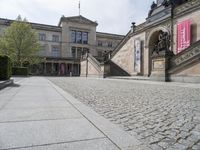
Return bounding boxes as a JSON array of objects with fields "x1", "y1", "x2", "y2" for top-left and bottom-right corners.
[{"x1": 107, "y1": 76, "x2": 150, "y2": 81}]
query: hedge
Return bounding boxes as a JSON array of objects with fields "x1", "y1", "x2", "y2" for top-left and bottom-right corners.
[
  {"x1": 12, "y1": 67, "x2": 28, "y2": 76},
  {"x1": 0, "y1": 55, "x2": 12, "y2": 80}
]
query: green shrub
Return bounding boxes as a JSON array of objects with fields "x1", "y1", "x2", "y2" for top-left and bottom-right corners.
[
  {"x1": 12, "y1": 67, "x2": 28, "y2": 76},
  {"x1": 0, "y1": 55, "x2": 12, "y2": 80}
]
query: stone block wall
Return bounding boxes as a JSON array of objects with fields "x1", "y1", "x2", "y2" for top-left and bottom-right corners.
[
  {"x1": 173, "y1": 9, "x2": 200, "y2": 54},
  {"x1": 80, "y1": 59, "x2": 103, "y2": 77},
  {"x1": 111, "y1": 32, "x2": 146, "y2": 76}
]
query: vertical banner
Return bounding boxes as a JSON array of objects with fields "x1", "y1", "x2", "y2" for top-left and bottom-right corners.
[
  {"x1": 134, "y1": 40, "x2": 141, "y2": 73},
  {"x1": 60, "y1": 63, "x2": 65, "y2": 75},
  {"x1": 176, "y1": 19, "x2": 191, "y2": 54}
]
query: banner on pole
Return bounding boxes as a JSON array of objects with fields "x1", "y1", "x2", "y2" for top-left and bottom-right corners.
[{"x1": 134, "y1": 40, "x2": 141, "y2": 73}]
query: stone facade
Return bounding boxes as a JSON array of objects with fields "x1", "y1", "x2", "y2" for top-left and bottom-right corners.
[
  {"x1": 96, "y1": 32, "x2": 123, "y2": 61},
  {"x1": 109, "y1": 0, "x2": 200, "y2": 83},
  {"x1": 0, "y1": 15, "x2": 124, "y2": 76}
]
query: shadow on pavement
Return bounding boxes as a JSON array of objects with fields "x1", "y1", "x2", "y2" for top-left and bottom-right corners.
[{"x1": 9, "y1": 83, "x2": 21, "y2": 88}]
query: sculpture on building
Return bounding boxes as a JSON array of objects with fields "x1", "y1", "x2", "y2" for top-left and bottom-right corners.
[
  {"x1": 148, "y1": 1, "x2": 157, "y2": 17},
  {"x1": 103, "y1": 51, "x2": 112, "y2": 62},
  {"x1": 152, "y1": 30, "x2": 170, "y2": 55},
  {"x1": 162, "y1": 0, "x2": 189, "y2": 7}
]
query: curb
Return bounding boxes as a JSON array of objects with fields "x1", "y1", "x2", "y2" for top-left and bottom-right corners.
[
  {"x1": 0, "y1": 79, "x2": 14, "y2": 90},
  {"x1": 48, "y1": 79, "x2": 150, "y2": 150}
]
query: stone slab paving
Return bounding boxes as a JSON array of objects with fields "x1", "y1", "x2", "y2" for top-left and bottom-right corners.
[
  {"x1": 1, "y1": 77, "x2": 134, "y2": 150},
  {"x1": 49, "y1": 77, "x2": 200, "y2": 150}
]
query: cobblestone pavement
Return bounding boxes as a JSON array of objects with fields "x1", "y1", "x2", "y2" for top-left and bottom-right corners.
[{"x1": 48, "y1": 77, "x2": 200, "y2": 150}]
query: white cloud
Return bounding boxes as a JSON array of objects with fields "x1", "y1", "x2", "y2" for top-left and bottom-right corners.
[{"x1": 0, "y1": 0, "x2": 154, "y2": 35}]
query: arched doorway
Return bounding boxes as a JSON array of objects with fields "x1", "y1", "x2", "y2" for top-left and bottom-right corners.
[{"x1": 146, "y1": 27, "x2": 170, "y2": 76}]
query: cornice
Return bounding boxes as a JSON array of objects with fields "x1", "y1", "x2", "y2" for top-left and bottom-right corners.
[
  {"x1": 0, "y1": 18, "x2": 61, "y2": 32},
  {"x1": 96, "y1": 32, "x2": 125, "y2": 39},
  {"x1": 174, "y1": 0, "x2": 200, "y2": 18}
]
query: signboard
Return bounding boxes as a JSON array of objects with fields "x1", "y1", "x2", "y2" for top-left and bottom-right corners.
[
  {"x1": 176, "y1": 19, "x2": 191, "y2": 54},
  {"x1": 134, "y1": 40, "x2": 141, "y2": 73}
]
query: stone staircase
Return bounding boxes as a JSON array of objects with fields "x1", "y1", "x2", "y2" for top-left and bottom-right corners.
[
  {"x1": 87, "y1": 53, "x2": 102, "y2": 73},
  {"x1": 80, "y1": 53, "x2": 106, "y2": 77},
  {"x1": 106, "y1": 60, "x2": 130, "y2": 76}
]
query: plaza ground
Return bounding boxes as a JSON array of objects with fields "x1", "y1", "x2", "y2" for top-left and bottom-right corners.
[
  {"x1": 0, "y1": 77, "x2": 143, "y2": 150},
  {"x1": 0, "y1": 77, "x2": 200, "y2": 150},
  {"x1": 49, "y1": 77, "x2": 200, "y2": 150}
]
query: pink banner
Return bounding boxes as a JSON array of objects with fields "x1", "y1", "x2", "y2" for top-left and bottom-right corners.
[
  {"x1": 60, "y1": 64, "x2": 65, "y2": 75},
  {"x1": 176, "y1": 19, "x2": 191, "y2": 54}
]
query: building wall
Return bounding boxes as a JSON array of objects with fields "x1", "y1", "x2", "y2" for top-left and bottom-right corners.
[
  {"x1": 96, "y1": 33, "x2": 124, "y2": 58},
  {"x1": 60, "y1": 21, "x2": 97, "y2": 57},
  {"x1": 111, "y1": 32, "x2": 146, "y2": 76},
  {"x1": 36, "y1": 29, "x2": 61, "y2": 57},
  {"x1": 0, "y1": 17, "x2": 123, "y2": 61},
  {"x1": 176, "y1": 63, "x2": 200, "y2": 76},
  {"x1": 80, "y1": 59, "x2": 102, "y2": 77},
  {"x1": 173, "y1": 9, "x2": 200, "y2": 54}
]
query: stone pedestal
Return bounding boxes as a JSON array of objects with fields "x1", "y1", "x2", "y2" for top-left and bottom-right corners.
[
  {"x1": 150, "y1": 51, "x2": 172, "y2": 82},
  {"x1": 103, "y1": 63, "x2": 111, "y2": 78}
]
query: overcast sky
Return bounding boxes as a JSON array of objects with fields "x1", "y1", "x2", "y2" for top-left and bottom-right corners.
[{"x1": 0, "y1": 0, "x2": 154, "y2": 35}]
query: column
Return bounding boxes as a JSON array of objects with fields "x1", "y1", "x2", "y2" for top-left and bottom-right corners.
[
  {"x1": 77, "y1": 63, "x2": 80, "y2": 76},
  {"x1": 44, "y1": 62, "x2": 47, "y2": 75},
  {"x1": 76, "y1": 48, "x2": 78, "y2": 59},
  {"x1": 72, "y1": 63, "x2": 74, "y2": 76},
  {"x1": 65, "y1": 62, "x2": 67, "y2": 76},
  {"x1": 51, "y1": 61, "x2": 54, "y2": 74},
  {"x1": 58, "y1": 62, "x2": 60, "y2": 76}
]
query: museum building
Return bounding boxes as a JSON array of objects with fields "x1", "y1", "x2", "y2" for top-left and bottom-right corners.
[
  {"x1": 0, "y1": 15, "x2": 124, "y2": 76},
  {"x1": 81, "y1": 0, "x2": 200, "y2": 83}
]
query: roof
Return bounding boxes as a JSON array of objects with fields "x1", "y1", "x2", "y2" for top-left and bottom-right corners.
[
  {"x1": 58, "y1": 15, "x2": 98, "y2": 26},
  {"x1": 96, "y1": 32, "x2": 125, "y2": 39},
  {"x1": 0, "y1": 18, "x2": 61, "y2": 32}
]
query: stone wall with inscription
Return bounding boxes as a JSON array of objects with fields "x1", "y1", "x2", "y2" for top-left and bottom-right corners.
[
  {"x1": 176, "y1": 63, "x2": 200, "y2": 76},
  {"x1": 169, "y1": 39, "x2": 200, "y2": 81}
]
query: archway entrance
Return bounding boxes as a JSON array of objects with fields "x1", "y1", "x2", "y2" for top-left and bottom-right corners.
[
  {"x1": 148, "y1": 31, "x2": 160, "y2": 76},
  {"x1": 147, "y1": 28, "x2": 170, "y2": 76}
]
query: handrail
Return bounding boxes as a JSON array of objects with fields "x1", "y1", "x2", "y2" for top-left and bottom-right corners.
[
  {"x1": 87, "y1": 53, "x2": 102, "y2": 72},
  {"x1": 88, "y1": 53, "x2": 101, "y2": 68}
]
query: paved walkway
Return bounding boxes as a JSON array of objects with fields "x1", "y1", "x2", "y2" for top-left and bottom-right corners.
[
  {"x1": 0, "y1": 77, "x2": 144, "y2": 150},
  {"x1": 49, "y1": 77, "x2": 200, "y2": 150}
]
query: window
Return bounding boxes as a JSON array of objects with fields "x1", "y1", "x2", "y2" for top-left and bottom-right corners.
[
  {"x1": 71, "y1": 47, "x2": 76, "y2": 58},
  {"x1": 76, "y1": 31, "x2": 82, "y2": 43},
  {"x1": 52, "y1": 46, "x2": 60, "y2": 57},
  {"x1": 82, "y1": 32, "x2": 88, "y2": 44},
  {"x1": 38, "y1": 45, "x2": 46, "y2": 56},
  {"x1": 71, "y1": 30, "x2": 76, "y2": 43},
  {"x1": 98, "y1": 41, "x2": 103, "y2": 47},
  {"x1": 39, "y1": 33, "x2": 46, "y2": 41},
  {"x1": 108, "y1": 42, "x2": 112, "y2": 47},
  {"x1": 71, "y1": 30, "x2": 89, "y2": 44},
  {"x1": 83, "y1": 48, "x2": 89, "y2": 55},
  {"x1": 77, "y1": 47, "x2": 82, "y2": 58},
  {"x1": 52, "y1": 35, "x2": 59, "y2": 42}
]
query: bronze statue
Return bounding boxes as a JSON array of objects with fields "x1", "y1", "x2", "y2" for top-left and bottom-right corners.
[
  {"x1": 152, "y1": 30, "x2": 170, "y2": 55},
  {"x1": 148, "y1": 1, "x2": 157, "y2": 17},
  {"x1": 162, "y1": 0, "x2": 188, "y2": 7}
]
